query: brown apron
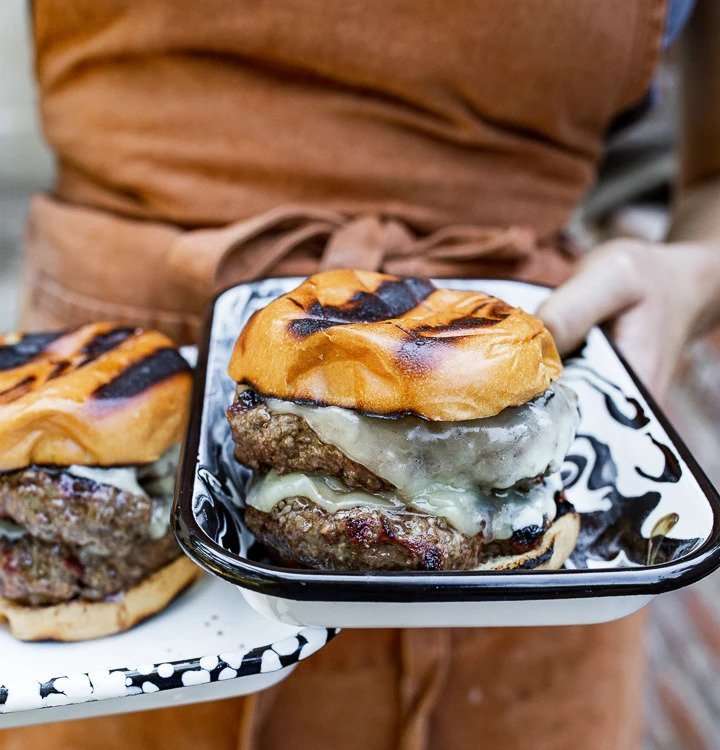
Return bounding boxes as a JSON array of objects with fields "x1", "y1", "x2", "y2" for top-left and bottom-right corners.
[{"x1": 12, "y1": 1, "x2": 664, "y2": 748}]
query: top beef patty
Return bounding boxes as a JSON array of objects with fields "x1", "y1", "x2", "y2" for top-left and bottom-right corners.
[
  {"x1": 228, "y1": 388, "x2": 390, "y2": 493},
  {"x1": 0, "y1": 468, "x2": 168, "y2": 556}
]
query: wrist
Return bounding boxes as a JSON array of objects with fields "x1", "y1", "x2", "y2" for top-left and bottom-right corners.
[{"x1": 673, "y1": 242, "x2": 720, "y2": 338}]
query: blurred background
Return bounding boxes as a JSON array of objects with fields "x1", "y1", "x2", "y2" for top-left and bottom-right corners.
[
  {"x1": 1, "y1": 3, "x2": 719, "y2": 748},
  {"x1": 0, "y1": 4, "x2": 52, "y2": 329}
]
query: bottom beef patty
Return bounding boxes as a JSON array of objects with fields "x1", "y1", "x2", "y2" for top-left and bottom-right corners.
[
  {"x1": 0, "y1": 533, "x2": 179, "y2": 607},
  {"x1": 245, "y1": 494, "x2": 569, "y2": 571},
  {"x1": 0, "y1": 468, "x2": 180, "y2": 606}
]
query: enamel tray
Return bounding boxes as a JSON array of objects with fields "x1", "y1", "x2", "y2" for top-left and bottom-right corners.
[
  {"x1": 174, "y1": 278, "x2": 720, "y2": 628},
  {"x1": 0, "y1": 573, "x2": 334, "y2": 728}
]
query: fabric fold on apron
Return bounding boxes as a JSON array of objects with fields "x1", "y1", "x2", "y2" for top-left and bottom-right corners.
[{"x1": 23, "y1": 195, "x2": 577, "y2": 344}]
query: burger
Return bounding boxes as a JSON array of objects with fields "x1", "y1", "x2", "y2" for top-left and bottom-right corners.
[
  {"x1": 0, "y1": 324, "x2": 200, "y2": 640},
  {"x1": 227, "y1": 270, "x2": 581, "y2": 572}
]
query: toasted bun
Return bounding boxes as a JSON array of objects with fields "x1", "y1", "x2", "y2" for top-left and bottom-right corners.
[
  {"x1": 229, "y1": 270, "x2": 562, "y2": 420},
  {"x1": 478, "y1": 512, "x2": 580, "y2": 572},
  {"x1": 0, "y1": 557, "x2": 201, "y2": 642},
  {"x1": 0, "y1": 323, "x2": 192, "y2": 471}
]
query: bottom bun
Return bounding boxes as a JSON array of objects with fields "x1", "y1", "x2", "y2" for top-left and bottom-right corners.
[
  {"x1": 0, "y1": 556, "x2": 202, "y2": 642},
  {"x1": 477, "y1": 512, "x2": 580, "y2": 572}
]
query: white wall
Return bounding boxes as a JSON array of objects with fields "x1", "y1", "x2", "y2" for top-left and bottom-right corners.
[
  {"x1": 0, "y1": 1, "x2": 54, "y2": 186},
  {"x1": 0, "y1": 2, "x2": 53, "y2": 329}
]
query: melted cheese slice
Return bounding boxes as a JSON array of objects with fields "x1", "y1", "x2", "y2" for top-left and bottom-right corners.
[
  {"x1": 247, "y1": 470, "x2": 562, "y2": 539},
  {"x1": 0, "y1": 518, "x2": 26, "y2": 541}
]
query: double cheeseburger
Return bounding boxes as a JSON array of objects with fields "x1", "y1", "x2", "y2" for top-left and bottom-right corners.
[
  {"x1": 227, "y1": 270, "x2": 581, "y2": 572},
  {"x1": 0, "y1": 324, "x2": 200, "y2": 640}
]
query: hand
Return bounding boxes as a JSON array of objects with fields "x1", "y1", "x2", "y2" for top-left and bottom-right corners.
[{"x1": 537, "y1": 240, "x2": 720, "y2": 400}]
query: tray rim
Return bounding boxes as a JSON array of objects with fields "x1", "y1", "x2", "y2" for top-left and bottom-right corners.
[{"x1": 173, "y1": 277, "x2": 720, "y2": 604}]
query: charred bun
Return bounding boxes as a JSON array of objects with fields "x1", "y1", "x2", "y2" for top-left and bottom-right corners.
[
  {"x1": 229, "y1": 269, "x2": 562, "y2": 420},
  {"x1": 0, "y1": 324, "x2": 192, "y2": 471}
]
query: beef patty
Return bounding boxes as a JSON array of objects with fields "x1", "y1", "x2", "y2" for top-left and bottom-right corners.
[
  {"x1": 0, "y1": 468, "x2": 179, "y2": 606},
  {"x1": 0, "y1": 532, "x2": 179, "y2": 607},
  {"x1": 245, "y1": 495, "x2": 567, "y2": 572},
  {"x1": 228, "y1": 388, "x2": 390, "y2": 493},
  {"x1": 0, "y1": 468, "x2": 166, "y2": 556}
]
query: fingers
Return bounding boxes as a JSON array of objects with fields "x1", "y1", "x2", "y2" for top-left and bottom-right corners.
[
  {"x1": 611, "y1": 305, "x2": 668, "y2": 400},
  {"x1": 537, "y1": 242, "x2": 647, "y2": 355},
  {"x1": 612, "y1": 290, "x2": 693, "y2": 402}
]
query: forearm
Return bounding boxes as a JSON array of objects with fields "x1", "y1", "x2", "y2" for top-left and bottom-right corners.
[
  {"x1": 667, "y1": 178, "x2": 720, "y2": 338},
  {"x1": 670, "y1": 175, "x2": 720, "y2": 244}
]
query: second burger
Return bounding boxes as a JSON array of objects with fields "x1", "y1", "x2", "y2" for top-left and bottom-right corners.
[{"x1": 0, "y1": 324, "x2": 199, "y2": 640}]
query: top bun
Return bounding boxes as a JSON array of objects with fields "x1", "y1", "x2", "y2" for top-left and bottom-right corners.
[
  {"x1": 0, "y1": 324, "x2": 192, "y2": 471},
  {"x1": 229, "y1": 270, "x2": 562, "y2": 421}
]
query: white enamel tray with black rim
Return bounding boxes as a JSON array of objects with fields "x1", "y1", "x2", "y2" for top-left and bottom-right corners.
[
  {"x1": 174, "y1": 278, "x2": 720, "y2": 629},
  {"x1": 0, "y1": 575, "x2": 335, "y2": 728}
]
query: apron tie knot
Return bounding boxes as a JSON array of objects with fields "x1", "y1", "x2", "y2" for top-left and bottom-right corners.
[{"x1": 167, "y1": 205, "x2": 539, "y2": 296}]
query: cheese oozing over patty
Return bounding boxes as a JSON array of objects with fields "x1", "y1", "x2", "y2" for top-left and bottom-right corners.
[{"x1": 246, "y1": 382, "x2": 579, "y2": 538}]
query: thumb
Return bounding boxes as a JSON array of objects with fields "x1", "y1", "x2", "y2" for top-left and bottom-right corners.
[{"x1": 536, "y1": 244, "x2": 644, "y2": 355}]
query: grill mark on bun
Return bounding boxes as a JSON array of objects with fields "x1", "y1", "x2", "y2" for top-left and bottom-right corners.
[
  {"x1": 392, "y1": 299, "x2": 511, "y2": 374},
  {"x1": 0, "y1": 375, "x2": 37, "y2": 404},
  {"x1": 394, "y1": 335, "x2": 442, "y2": 375},
  {"x1": 288, "y1": 277, "x2": 435, "y2": 338},
  {"x1": 80, "y1": 326, "x2": 138, "y2": 364},
  {"x1": 93, "y1": 347, "x2": 191, "y2": 400},
  {"x1": 287, "y1": 317, "x2": 337, "y2": 337},
  {"x1": 412, "y1": 299, "x2": 512, "y2": 337},
  {"x1": 0, "y1": 332, "x2": 65, "y2": 371},
  {"x1": 418, "y1": 314, "x2": 507, "y2": 333},
  {"x1": 47, "y1": 360, "x2": 72, "y2": 381}
]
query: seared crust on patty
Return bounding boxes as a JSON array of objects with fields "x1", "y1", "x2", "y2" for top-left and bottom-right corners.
[
  {"x1": 228, "y1": 389, "x2": 391, "y2": 493},
  {"x1": 245, "y1": 497, "x2": 561, "y2": 571}
]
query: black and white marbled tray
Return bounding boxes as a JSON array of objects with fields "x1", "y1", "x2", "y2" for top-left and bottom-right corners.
[{"x1": 175, "y1": 278, "x2": 720, "y2": 628}]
